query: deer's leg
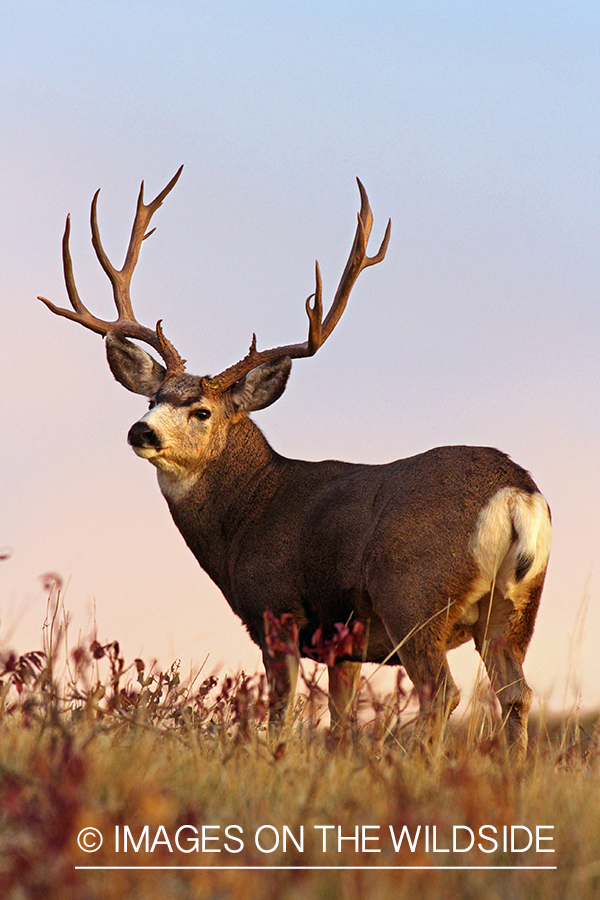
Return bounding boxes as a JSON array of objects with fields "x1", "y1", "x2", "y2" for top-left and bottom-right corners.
[
  {"x1": 374, "y1": 587, "x2": 460, "y2": 747},
  {"x1": 262, "y1": 648, "x2": 299, "y2": 735},
  {"x1": 479, "y1": 638, "x2": 531, "y2": 765},
  {"x1": 399, "y1": 639, "x2": 460, "y2": 746},
  {"x1": 328, "y1": 660, "x2": 362, "y2": 729},
  {"x1": 473, "y1": 573, "x2": 545, "y2": 765},
  {"x1": 381, "y1": 612, "x2": 460, "y2": 746}
]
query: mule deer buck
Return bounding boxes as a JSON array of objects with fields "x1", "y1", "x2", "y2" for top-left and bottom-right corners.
[{"x1": 40, "y1": 168, "x2": 551, "y2": 760}]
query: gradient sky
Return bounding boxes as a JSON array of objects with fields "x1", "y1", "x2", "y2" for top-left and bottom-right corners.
[{"x1": 1, "y1": 1, "x2": 599, "y2": 711}]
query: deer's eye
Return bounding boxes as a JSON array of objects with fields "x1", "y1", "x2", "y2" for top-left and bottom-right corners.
[
  {"x1": 190, "y1": 408, "x2": 211, "y2": 421},
  {"x1": 148, "y1": 399, "x2": 156, "y2": 410}
]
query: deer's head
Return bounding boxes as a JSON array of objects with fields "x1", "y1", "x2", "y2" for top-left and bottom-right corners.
[{"x1": 39, "y1": 168, "x2": 390, "y2": 480}]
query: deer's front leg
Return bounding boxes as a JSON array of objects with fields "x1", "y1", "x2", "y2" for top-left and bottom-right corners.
[
  {"x1": 328, "y1": 660, "x2": 362, "y2": 729},
  {"x1": 263, "y1": 648, "x2": 299, "y2": 735}
]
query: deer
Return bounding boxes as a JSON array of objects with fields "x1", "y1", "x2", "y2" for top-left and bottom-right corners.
[{"x1": 39, "y1": 167, "x2": 551, "y2": 761}]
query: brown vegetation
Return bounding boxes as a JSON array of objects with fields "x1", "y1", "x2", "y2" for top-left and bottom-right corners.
[{"x1": 0, "y1": 597, "x2": 598, "y2": 900}]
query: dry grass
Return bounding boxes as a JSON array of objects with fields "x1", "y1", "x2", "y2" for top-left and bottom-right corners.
[{"x1": 0, "y1": 595, "x2": 599, "y2": 900}]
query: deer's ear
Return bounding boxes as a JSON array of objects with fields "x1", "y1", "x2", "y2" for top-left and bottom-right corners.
[
  {"x1": 230, "y1": 357, "x2": 291, "y2": 413},
  {"x1": 106, "y1": 333, "x2": 166, "y2": 397}
]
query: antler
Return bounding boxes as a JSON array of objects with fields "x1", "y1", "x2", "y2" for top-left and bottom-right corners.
[
  {"x1": 207, "y1": 179, "x2": 391, "y2": 391},
  {"x1": 39, "y1": 166, "x2": 186, "y2": 376}
]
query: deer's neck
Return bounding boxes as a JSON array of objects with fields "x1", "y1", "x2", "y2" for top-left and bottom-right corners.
[{"x1": 157, "y1": 416, "x2": 284, "y2": 590}]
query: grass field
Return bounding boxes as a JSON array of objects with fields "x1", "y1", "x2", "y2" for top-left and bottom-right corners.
[{"x1": 0, "y1": 597, "x2": 598, "y2": 900}]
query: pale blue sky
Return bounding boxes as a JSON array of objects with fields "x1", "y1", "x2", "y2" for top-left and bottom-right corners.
[{"x1": 1, "y1": 1, "x2": 599, "y2": 707}]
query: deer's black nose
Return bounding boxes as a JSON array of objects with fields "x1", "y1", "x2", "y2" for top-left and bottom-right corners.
[{"x1": 128, "y1": 421, "x2": 161, "y2": 449}]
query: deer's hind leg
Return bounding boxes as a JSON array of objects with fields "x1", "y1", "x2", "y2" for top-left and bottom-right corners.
[
  {"x1": 396, "y1": 634, "x2": 460, "y2": 746},
  {"x1": 371, "y1": 580, "x2": 461, "y2": 748},
  {"x1": 472, "y1": 571, "x2": 545, "y2": 765},
  {"x1": 377, "y1": 601, "x2": 461, "y2": 747}
]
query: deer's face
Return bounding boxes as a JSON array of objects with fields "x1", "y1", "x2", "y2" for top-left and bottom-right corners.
[
  {"x1": 106, "y1": 333, "x2": 291, "y2": 480},
  {"x1": 127, "y1": 377, "x2": 230, "y2": 478}
]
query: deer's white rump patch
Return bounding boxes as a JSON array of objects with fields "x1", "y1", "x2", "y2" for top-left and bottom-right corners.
[{"x1": 470, "y1": 487, "x2": 552, "y2": 601}]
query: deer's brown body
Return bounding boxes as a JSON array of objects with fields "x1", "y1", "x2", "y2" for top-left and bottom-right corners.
[
  {"x1": 158, "y1": 415, "x2": 539, "y2": 664},
  {"x1": 40, "y1": 169, "x2": 551, "y2": 761}
]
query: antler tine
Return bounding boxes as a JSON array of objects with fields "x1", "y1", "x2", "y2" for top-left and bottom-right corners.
[
  {"x1": 39, "y1": 167, "x2": 186, "y2": 375},
  {"x1": 306, "y1": 260, "x2": 323, "y2": 355},
  {"x1": 320, "y1": 178, "x2": 391, "y2": 344},
  {"x1": 91, "y1": 165, "x2": 184, "y2": 319},
  {"x1": 207, "y1": 180, "x2": 390, "y2": 392},
  {"x1": 39, "y1": 213, "x2": 110, "y2": 337}
]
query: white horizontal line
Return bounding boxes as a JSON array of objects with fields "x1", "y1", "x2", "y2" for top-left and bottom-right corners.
[{"x1": 75, "y1": 865, "x2": 557, "y2": 871}]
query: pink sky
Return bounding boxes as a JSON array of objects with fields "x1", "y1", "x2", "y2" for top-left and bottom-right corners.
[{"x1": 2, "y1": 1, "x2": 599, "y2": 711}]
